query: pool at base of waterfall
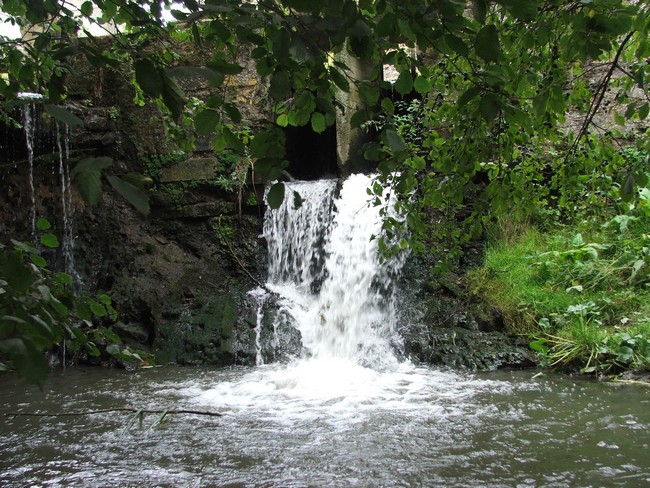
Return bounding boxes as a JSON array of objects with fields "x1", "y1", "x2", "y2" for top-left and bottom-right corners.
[{"x1": 1, "y1": 364, "x2": 649, "y2": 487}]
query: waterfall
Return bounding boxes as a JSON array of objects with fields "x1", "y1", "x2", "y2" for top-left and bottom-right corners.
[
  {"x1": 188, "y1": 174, "x2": 505, "y2": 423},
  {"x1": 263, "y1": 174, "x2": 407, "y2": 369},
  {"x1": 264, "y1": 179, "x2": 337, "y2": 288}
]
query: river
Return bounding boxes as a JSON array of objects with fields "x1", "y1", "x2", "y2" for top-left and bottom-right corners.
[
  {"x1": 1, "y1": 366, "x2": 649, "y2": 487},
  {"x1": 1, "y1": 174, "x2": 649, "y2": 486}
]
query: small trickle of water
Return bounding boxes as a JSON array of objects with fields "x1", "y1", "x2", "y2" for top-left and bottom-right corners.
[
  {"x1": 248, "y1": 287, "x2": 267, "y2": 366},
  {"x1": 55, "y1": 121, "x2": 82, "y2": 292},
  {"x1": 22, "y1": 102, "x2": 37, "y2": 238}
]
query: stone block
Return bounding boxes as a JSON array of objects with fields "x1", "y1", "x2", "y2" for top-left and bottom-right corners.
[{"x1": 159, "y1": 157, "x2": 217, "y2": 182}]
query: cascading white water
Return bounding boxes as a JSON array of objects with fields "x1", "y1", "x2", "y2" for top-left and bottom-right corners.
[
  {"x1": 264, "y1": 174, "x2": 406, "y2": 368},
  {"x1": 264, "y1": 179, "x2": 337, "y2": 287}
]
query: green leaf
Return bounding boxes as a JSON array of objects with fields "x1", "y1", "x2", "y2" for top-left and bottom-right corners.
[
  {"x1": 72, "y1": 157, "x2": 113, "y2": 176},
  {"x1": 445, "y1": 34, "x2": 469, "y2": 57},
  {"x1": 72, "y1": 172, "x2": 102, "y2": 205},
  {"x1": 103, "y1": 328, "x2": 122, "y2": 344},
  {"x1": 475, "y1": 25, "x2": 500, "y2": 63},
  {"x1": 76, "y1": 302, "x2": 92, "y2": 321},
  {"x1": 457, "y1": 86, "x2": 481, "y2": 108},
  {"x1": 270, "y1": 70, "x2": 290, "y2": 101},
  {"x1": 359, "y1": 83, "x2": 380, "y2": 105},
  {"x1": 413, "y1": 76, "x2": 431, "y2": 95},
  {"x1": 29, "y1": 255, "x2": 47, "y2": 268},
  {"x1": 311, "y1": 112, "x2": 326, "y2": 133},
  {"x1": 384, "y1": 128, "x2": 406, "y2": 152},
  {"x1": 207, "y1": 58, "x2": 243, "y2": 75},
  {"x1": 98, "y1": 294, "x2": 112, "y2": 305},
  {"x1": 267, "y1": 182, "x2": 285, "y2": 209},
  {"x1": 381, "y1": 98, "x2": 395, "y2": 115},
  {"x1": 364, "y1": 143, "x2": 384, "y2": 161},
  {"x1": 394, "y1": 71, "x2": 413, "y2": 96},
  {"x1": 616, "y1": 346, "x2": 634, "y2": 364},
  {"x1": 472, "y1": 0, "x2": 488, "y2": 24},
  {"x1": 350, "y1": 109, "x2": 371, "y2": 129},
  {"x1": 224, "y1": 103, "x2": 242, "y2": 124},
  {"x1": 86, "y1": 342, "x2": 101, "y2": 357},
  {"x1": 56, "y1": 272, "x2": 73, "y2": 285},
  {"x1": 276, "y1": 113, "x2": 289, "y2": 127},
  {"x1": 36, "y1": 218, "x2": 51, "y2": 231},
  {"x1": 330, "y1": 67, "x2": 350, "y2": 92},
  {"x1": 4, "y1": 252, "x2": 32, "y2": 293},
  {"x1": 106, "y1": 175, "x2": 150, "y2": 216},
  {"x1": 638, "y1": 103, "x2": 649, "y2": 120},
  {"x1": 44, "y1": 105, "x2": 83, "y2": 127},
  {"x1": 40, "y1": 234, "x2": 59, "y2": 249},
  {"x1": 71, "y1": 157, "x2": 112, "y2": 206},
  {"x1": 11, "y1": 240, "x2": 39, "y2": 255},
  {"x1": 195, "y1": 108, "x2": 220, "y2": 136},
  {"x1": 293, "y1": 190, "x2": 303, "y2": 209},
  {"x1": 50, "y1": 297, "x2": 69, "y2": 317},
  {"x1": 619, "y1": 173, "x2": 635, "y2": 202},
  {"x1": 89, "y1": 300, "x2": 106, "y2": 317},
  {"x1": 161, "y1": 74, "x2": 185, "y2": 121},
  {"x1": 13, "y1": 341, "x2": 49, "y2": 385},
  {"x1": 80, "y1": 1, "x2": 93, "y2": 16},
  {"x1": 529, "y1": 338, "x2": 549, "y2": 354},
  {"x1": 134, "y1": 59, "x2": 163, "y2": 97},
  {"x1": 479, "y1": 93, "x2": 501, "y2": 121},
  {"x1": 499, "y1": 0, "x2": 538, "y2": 21},
  {"x1": 412, "y1": 156, "x2": 426, "y2": 170}
]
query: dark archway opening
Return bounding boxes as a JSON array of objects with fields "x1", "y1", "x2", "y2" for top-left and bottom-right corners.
[{"x1": 283, "y1": 124, "x2": 338, "y2": 180}]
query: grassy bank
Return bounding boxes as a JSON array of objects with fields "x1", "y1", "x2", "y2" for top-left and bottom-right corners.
[{"x1": 469, "y1": 193, "x2": 650, "y2": 375}]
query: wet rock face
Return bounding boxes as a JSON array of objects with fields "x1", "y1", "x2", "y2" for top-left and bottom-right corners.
[
  {"x1": 397, "y1": 251, "x2": 536, "y2": 371},
  {"x1": 403, "y1": 327, "x2": 536, "y2": 371},
  {"x1": 233, "y1": 292, "x2": 303, "y2": 365},
  {"x1": 72, "y1": 187, "x2": 270, "y2": 367}
]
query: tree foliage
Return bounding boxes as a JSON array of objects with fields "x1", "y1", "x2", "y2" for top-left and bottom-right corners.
[
  {"x1": 0, "y1": 0, "x2": 648, "y2": 248},
  {"x1": 0, "y1": 220, "x2": 151, "y2": 384}
]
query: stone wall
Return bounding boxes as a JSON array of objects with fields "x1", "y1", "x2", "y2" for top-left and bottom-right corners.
[
  {"x1": 0, "y1": 39, "x2": 295, "y2": 367},
  {"x1": 0, "y1": 37, "x2": 538, "y2": 371}
]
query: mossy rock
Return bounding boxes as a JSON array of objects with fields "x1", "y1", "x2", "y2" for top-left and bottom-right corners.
[{"x1": 153, "y1": 294, "x2": 238, "y2": 365}]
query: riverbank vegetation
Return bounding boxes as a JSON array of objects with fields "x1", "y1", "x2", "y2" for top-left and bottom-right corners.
[
  {"x1": 470, "y1": 148, "x2": 650, "y2": 375},
  {"x1": 0, "y1": 219, "x2": 152, "y2": 384}
]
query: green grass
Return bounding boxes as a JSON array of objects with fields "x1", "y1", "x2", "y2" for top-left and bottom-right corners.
[
  {"x1": 469, "y1": 214, "x2": 650, "y2": 374},
  {"x1": 469, "y1": 227, "x2": 587, "y2": 333}
]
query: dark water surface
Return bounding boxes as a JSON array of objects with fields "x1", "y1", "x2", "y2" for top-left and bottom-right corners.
[{"x1": 1, "y1": 365, "x2": 649, "y2": 487}]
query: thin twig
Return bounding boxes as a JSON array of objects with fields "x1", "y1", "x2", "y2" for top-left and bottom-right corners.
[
  {"x1": 7, "y1": 408, "x2": 223, "y2": 418},
  {"x1": 223, "y1": 237, "x2": 276, "y2": 295},
  {"x1": 565, "y1": 31, "x2": 635, "y2": 161}
]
